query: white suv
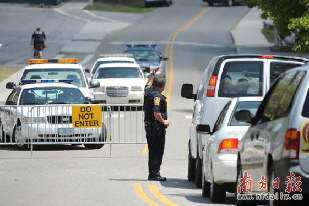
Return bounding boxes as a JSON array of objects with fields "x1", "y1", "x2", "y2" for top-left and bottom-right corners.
[{"x1": 181, "y1": 54, "x2": 308, "y2": 188}]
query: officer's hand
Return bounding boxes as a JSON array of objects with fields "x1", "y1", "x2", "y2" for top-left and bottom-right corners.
[
  {"x1": 163, "y1": 120, "x2": 169, "y2": 128},
  {"x1": 152, "y1": 67, "x2": 160, "y2": 74}
]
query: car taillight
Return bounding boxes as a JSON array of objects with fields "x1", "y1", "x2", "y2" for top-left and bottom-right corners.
[
  {"x1": 282, "y1": 129, "x2": 299, "y2": 159},
  {"x1": 218, "y1": 138, "x2": 239, "y2": 153},
  {"x1": 207, "y1": 76, "x2": 218, "y2": 97}
]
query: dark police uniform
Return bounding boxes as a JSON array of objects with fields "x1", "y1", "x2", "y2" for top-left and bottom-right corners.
[
  {"x1": 32, "y1": 31, "x2": 46, "y2": 51},
  {"x1": 144, "y1": 84, "x2": 167, "y2": 178}
]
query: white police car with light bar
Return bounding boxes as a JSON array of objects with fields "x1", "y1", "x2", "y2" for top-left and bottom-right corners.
[
  {"x1": 6, "y1": 59, "x2": 95, "y2": 99},
  {"x1": 1, "y1": 79, "x2": 105, "y2": 150}
]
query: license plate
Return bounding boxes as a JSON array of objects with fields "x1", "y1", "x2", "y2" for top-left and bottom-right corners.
[{"x1": 58, "y1": 128, "x2": 73, "y2": 136}]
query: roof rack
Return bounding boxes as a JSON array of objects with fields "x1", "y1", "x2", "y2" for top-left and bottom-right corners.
[
  {"x1": 99, "y1": 53, "x2": 134, "y2": 58},
  {"x1": 29, "y1": 58, "x2": 78, "y2": 64}
]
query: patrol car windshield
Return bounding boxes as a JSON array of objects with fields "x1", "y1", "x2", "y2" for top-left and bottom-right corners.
[
  {"x1": 94, "y1": 67, "x2": 143, "y2": 79},
  {"x1": 124, "y1": 50, "x2": 160, "y2": 62},
  {"x1": 92, "y1": 60, "x2": 135, "y2": 74},
  {"x1": 20, "y1": 87, "x2": 86, "y2": 105},
  {"x1": 21, "y1": 69, "x2": 86, "y2": 88}
]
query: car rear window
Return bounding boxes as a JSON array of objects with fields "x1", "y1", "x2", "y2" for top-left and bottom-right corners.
[
  {"x1": 218, "y1": 61, "x2": 263, "y2": 97},
  {"x1": 230, "y1": 101, "x2": 261, "y2": 126}
]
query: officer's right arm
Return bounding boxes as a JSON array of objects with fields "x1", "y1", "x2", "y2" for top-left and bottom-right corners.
[{"x1": 146, "y1": 67, "x2": 160, "y2": 87}]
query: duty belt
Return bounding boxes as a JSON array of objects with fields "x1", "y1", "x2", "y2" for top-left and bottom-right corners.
[{"x1": 144, "y1": 121, "x2": 156, "y2": 128}]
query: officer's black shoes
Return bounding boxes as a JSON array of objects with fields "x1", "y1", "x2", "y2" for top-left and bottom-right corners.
[{"x1": 148, "y1": 174, "x2": 167, "y2": 181}]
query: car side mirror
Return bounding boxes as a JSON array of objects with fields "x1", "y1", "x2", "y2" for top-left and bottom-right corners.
[
  {"x1": 163, "y1": 57, "x2": 169, "y2": 61},
  {"x1": 181, "y1": 84, "x2": 196, "y2": 100},
  {"x1": 85, "y1": 68, "x2": 90, "y2": 73},
  {"x1": 6, "y1": 82, "x2": 16, "y2": 89},
  {"x1": 196, "y1": 124, "x2": 211, "y2": 134},
  {"x1": 89, "y1": 80, "x2": 100, "y2": 88},
  {"x1": 235, "y1": 110, "x2": 252, "y2": 123}
]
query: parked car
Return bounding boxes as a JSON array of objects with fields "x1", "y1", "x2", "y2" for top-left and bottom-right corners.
[
  {"x1": 123, "y1": 44, "x2": 168, "y2": 78},
  {"x1": 235, "y1": 65, "x2": 309, "y2": 205},
  {"x1": 85, "y1": 53, "x2": 137, "y2": 80},
  {"x1": 181, "y1": 54, "x2": 308, "y2": 188},
  {"x1": 7, "y1": 58, "x2": 92, "y2": 98},
  {"x1": 90, "y1": 63, "x2": 146, "y2": 104},
  {"x1": 2, "y1": 80, "x2": 105, "y2": 150},
  {"x1": 198, "y1": 97, "x2": 262, "y2": 203},
  {"x1": 203, "y1": 0, "x2": 244, "y2": 7}
]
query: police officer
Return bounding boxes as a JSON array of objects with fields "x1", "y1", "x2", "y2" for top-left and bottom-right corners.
[
  {"x1": 144, "y1": 67, "x2": 169, "y2": 181},
  {"x1": 30, "y1": 26, "x2": 46, "y2": 59}
]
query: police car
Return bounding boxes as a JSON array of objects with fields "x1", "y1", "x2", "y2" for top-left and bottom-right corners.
[
  {"x1": 123, "y1": 44, "x2": 168, "y2": 78},
  {"x1": 85, "y1": 53, "x2": 137, "y2": 80},
  {"x1": 1, "y1": 80, "x2": 105, "y2": 150},
  {"x1": 7, "y1": 59, "x2": 93, "y2": 98},
  {"x1": 90, "y1": 63, "x2": 146, "y2": 104}
]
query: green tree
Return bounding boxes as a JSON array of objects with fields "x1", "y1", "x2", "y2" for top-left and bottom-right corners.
[{"x1": 244, "y1": 0, "x2": 309, "y2": 53}]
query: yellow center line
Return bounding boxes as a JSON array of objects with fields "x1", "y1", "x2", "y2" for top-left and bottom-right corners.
[
  {"x1": 164, "y1": 6, "x2": 211, "y2": 110},
  {"x1": 148, "y1": 184, "x2": 178, "y2": 206},
  {"x1": 143, "y1": 6, "x2": 210, "y2": 156},
  {"x1": 134, "y1": 183, "x2": 160, "y2": 206}
]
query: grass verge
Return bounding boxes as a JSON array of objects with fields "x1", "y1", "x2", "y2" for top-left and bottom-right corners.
[
  {"x1": 84, "y1": 3, "x2": 156, "y2": 13},
  {"x1": 0, "y1": 67, "x2": 22, "y2": 83},
  {"x1": 261, "y1": 26, "x2": 274, "y2": 43}
]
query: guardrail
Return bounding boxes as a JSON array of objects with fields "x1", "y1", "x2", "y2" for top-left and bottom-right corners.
[{"x1": 0, "y1": 104, "x2": 146, "y2": 157}]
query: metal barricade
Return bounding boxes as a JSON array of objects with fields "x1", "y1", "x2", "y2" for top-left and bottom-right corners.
[{"x1": 0, "y1": 104, "x2": 146, "y2": 157}]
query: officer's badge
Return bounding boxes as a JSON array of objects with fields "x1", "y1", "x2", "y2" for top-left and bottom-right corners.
[{"x1": 154, "y1": 97, "x2": 160, "y2": 106}]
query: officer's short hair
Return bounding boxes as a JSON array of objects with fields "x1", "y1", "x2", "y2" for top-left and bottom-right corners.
[{"x1": 153, "y1": 76, "x2": 166, "y2": 88}]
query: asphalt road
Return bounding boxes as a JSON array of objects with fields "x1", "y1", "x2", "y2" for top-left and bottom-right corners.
[{"x1": 0, "y1": 0, "x2": 250, "y2": 205}]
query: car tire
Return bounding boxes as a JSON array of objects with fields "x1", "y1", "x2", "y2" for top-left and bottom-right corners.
[
  {"x1": 268, "y1": 164, "x2": 289, "y2": 206},
  {"x1": 84, "y1": 124, "x2": 107, "y2": 150},
  {"x1": 0, "y1": 120, "x2": 4, "y2": 143},
  {"x1": 227, "y1": 0, "x2": 233, "y2": 6},
  {"x1": 188, "y1": 143, "x2": 196, "y2": 181},
  {"x1": 210, "y1": 176, "x2": 226, "y2": 203},
  {"x1": 235, "y1": 163, "x2": 257, "y2": 206},
  {"x1": 195, "y1": 155, "x2": 202, "y2": 188},
  {"x1": 208, "y1": 2, "x2": 214, "y2": 6},
  {"x1": 13, "y1": 125, "x2": 27, "y2": 150},
  {"x1": 202, "y1": 173, "x2": 210, "y2": 197}
]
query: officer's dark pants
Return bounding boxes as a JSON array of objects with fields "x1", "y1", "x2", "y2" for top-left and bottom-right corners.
[{"x1": 145, "y1": 126, "x2": 165, "y2": 175}]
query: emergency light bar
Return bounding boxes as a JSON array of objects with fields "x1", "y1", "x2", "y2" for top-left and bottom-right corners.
[
  {"x1": 99, "y1": 53, "x2": 134, "y2": 58},
  {"x1": 29, "y1": 58, "x2": 78, "y2": 64},
  {"x1": 126, "y1": 44, "x2": 157, "y2": 48},
  {"x1": 21, "y1": 79, "x2": 73, "y2": 84}
]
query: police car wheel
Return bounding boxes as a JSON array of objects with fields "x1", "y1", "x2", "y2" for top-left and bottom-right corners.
[
  {"x1": 84, "y1": 144, "x2": 104, "y2": 149},
  {"x1": 13, "y1": 125, "x2": 27, "y2": 150}
]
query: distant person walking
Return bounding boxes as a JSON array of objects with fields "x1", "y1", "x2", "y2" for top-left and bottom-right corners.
[{"x1": 31, "y1": 26, "x2": 46, "y2": 59}]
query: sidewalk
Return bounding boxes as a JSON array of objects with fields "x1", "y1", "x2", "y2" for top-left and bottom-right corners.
[{"x1": 57, "y1": 1, "x2": 131, "y2": 55}]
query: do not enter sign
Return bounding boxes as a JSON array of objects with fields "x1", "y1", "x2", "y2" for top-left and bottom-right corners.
[{"x1": 72, "y1": 105, "x2": 102, "y2": 128}]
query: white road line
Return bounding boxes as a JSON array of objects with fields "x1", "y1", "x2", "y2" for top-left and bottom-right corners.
[
  {"x1": 185, "y1": 115, "x2": 192, "y2": 119},
  {"x1": 54, "y1": 8, "x2": 89, "y2": 22},
  {"x1": 83, "y1": 10, "x2": 119, "y2": 22}
]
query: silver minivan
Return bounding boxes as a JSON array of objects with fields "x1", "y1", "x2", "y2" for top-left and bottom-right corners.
[
  {"x1": 236, "y1": 66, "x2": 309, "y2": 205},
  {"x1": 181, "y1": 54, "x2": 308, "y2": 188}
]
